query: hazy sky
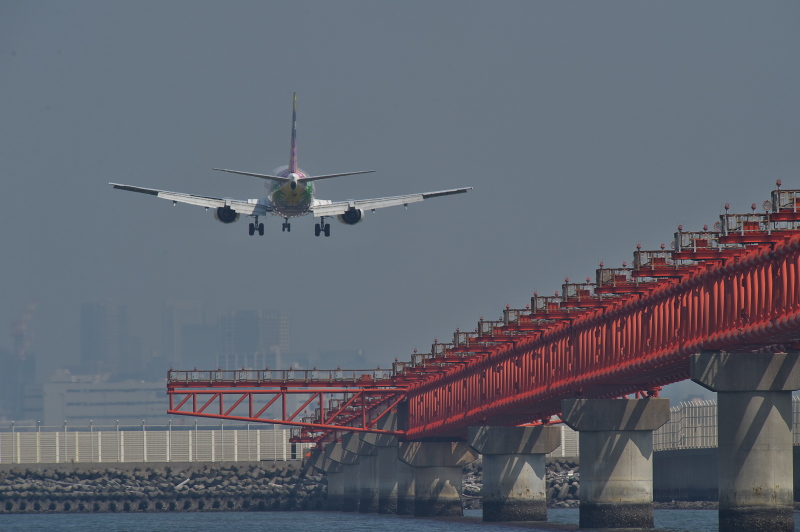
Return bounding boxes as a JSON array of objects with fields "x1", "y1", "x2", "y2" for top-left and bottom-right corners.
[{"x1": 2, "y1": 2, "x2": 799, "y2": 397}]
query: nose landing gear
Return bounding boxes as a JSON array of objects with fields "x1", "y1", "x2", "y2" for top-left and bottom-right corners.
[{"x1": 282, "y1": 217, "x2": 291, "y2": 232}]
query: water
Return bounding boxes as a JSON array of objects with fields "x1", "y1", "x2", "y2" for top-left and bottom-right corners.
[{"x1": 0, "y1": 509, "x2": 796, "y2": 532}]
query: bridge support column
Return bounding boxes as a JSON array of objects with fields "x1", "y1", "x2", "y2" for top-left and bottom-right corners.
[
  {"x1": 374, "y1": 445, "x2": 400, "y2": 513},
  {"x1": 396, "y1": 456, "x2": 415, "y2": 515},
  {"x1": 692, "y1": 350, "x2": 800, "y2": 532},
  {"x1": 310, "y1": 449, "x2": 344, "y2": 511},
  {"x1": 323, "y1": 441, "x2": 360, "y2": 512},
  {"x1": 357, "y1": 453, "x2": 380, "y2": 513},
  {"x1": 468, "y1": 425, "x2": 561, "y2": 522},
  {"x1": 326, "y1": 471, "x2": 345, "y2": 511},
  {"x1": 562, "y1": 398, "x2": 669, "y2": 529},
  {"x1": 399, "y1": 441, "x2": 477, "y2": 517},
  {"x1": 341, "y1": 462, "x2": 361, "y2": 512},
  {"x1": 360, "y1": 413, "x2": 401, "y2": 514},
  {"x1": 341, "y1": 432, "x2": 379, "y2": 513}
]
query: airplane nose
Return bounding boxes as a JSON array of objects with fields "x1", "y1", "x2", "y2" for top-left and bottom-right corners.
[{"x1": 290, "y1": 181, "x2": 297, "y2": 190}]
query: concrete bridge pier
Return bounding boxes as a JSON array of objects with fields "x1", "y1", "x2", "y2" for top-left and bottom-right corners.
[
  {"x1": 341, "y1": 463, "x2": 361, "y2": 512},
  {"x1": 396, "y1": 454, "x2": 415, "y2": 515},
  {"x1": 341, "y1": 432, "x2": 380, "y2": 513},
  {"x1": 326, "y1": 471, "x2": 345, "y2": 511},
  {"x1": 356, "y1": 452, "x2": 380, "y2": 513},
  {"x1": 361, "y1": 413, "x2": 401, "y2": 514},
  {"x1": 323, "y1": 441, "x2": 361, "y2": 512},
  {"x1": 692, "y1": 350, "x2": 800, "y2": 532},
  {"x1": 562, "y1": 397, "x2": 670, "y2": 529},
  {"x1": 399, "y1": 441, "x2": 477, "y2": 517},
  {"x1": 310, "y1": 449, "x2": 345, "y2": 511},
  {"x1": 468, "y1": 425, "x2": 561, "y2": 522}
]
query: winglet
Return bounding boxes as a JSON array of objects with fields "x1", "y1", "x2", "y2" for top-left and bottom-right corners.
[{"x1": 289, "y1": 92, "x2": 298, "y2": 173}]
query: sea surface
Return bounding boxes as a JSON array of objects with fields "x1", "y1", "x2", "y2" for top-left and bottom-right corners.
[{"x1": 0, "y1": 508, "x2": 797, "y2": 532}]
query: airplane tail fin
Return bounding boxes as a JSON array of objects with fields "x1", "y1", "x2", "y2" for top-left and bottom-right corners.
[{"x1": 289, "y1": 93, "x2": 298, "y2": 173}]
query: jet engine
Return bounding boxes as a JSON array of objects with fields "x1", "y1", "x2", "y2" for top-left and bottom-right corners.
[
  {"x1": 337, "y1": 207, "x2": 364, "y2": 225},
  {"x1": 214, "y1": 206, "x2": 240, "y2": 224}
]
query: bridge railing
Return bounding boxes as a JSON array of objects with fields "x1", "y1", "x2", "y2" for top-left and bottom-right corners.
[
  {"x1": 168, "y1": 367, "x2": 395, "y2": 384},
  {"x1": 561, "y1": 281, "x2": 597, "y2": 301},
  {"x1": 673, "y1": 230, "x2": 722, "y2": 252},
  {"x1": 721, "y1": 212, "x2": 771, "y2": 236},
  {"x1": 453, "y1": 330, "x2": 478, "y2": 346},
  {"x1": 772, "y1": 188, "x2": 800, "y2": 213}
]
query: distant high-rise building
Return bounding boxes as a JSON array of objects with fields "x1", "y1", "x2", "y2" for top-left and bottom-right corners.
[
  {"x1": 214, "y1": 310, "x2": 290, "y2": 370},
  {"x1": 79, "y1": 302, "x2": 128, "y2": 374},
  {"x1": 261, "y1": 310, "x2": 290, "y2": 355},
  {"x1": 0, "y1": 348, "x2": 36, "y2": 421},
  {"x1": 159, "y1": 303, "x2": 290, "y2": 370},
  {"x1": 162, "y1": 300, "x2": 205, "y2": 367},
  {"x1": 180, "y1": 323, "x2": 218, "y2": 369}
]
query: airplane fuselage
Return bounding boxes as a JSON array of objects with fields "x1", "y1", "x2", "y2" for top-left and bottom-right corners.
[{"x1": 269, "y1": 166, "x2": 314, "y2": 218}]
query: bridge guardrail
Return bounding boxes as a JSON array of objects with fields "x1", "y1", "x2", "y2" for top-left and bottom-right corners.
[{"x1": 168, "y1": 368, "x2": 394, "y2": 384}]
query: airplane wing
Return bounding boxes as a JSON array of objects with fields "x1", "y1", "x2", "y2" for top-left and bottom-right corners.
[
  {"x1": 109, "y1": 183, "x2": 271, "y2": 216},
  {"x1": 311, "y1": 187, "x2": 472, "y2": 217}
]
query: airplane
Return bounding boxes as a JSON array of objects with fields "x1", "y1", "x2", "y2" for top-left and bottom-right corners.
[{"x1": 110, "y1": 94, "x2": 472, "y2": 238}]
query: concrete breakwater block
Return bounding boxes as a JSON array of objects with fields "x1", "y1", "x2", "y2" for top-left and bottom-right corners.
[
  {"x1": 0, "y1": 461, "x2": 325, "y2": 514},
  {"x1": 462, "y1": 457, "x2": 580, "y2": 510},
  {"x1": 2, "y1": 457, "x2": 589, "y2": 514}
]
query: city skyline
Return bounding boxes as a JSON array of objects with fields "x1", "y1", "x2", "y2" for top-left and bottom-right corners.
[{"x1": 5, "y1": 298, "x2": 372, "y2": 381}]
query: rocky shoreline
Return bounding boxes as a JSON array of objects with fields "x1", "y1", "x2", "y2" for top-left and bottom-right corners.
[
  {"x1": 0, "y1": 461, "x2": 325, "y2": 514},
  {"x1": 463, "y1": 457, "x2": 580, "y2": 510},
  {"x1": 0, "y1": 456, "x2": 723, "y2": 514}
]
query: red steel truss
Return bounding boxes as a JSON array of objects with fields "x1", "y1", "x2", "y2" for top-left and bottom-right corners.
[
  {"x1": 168, "y1": 368, "x2": 406, "y2": 443},
  {"x1": 168, "y1": 183, "x2": 800, "y2": 442}
]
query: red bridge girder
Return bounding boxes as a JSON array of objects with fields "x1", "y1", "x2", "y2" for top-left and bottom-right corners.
[
  {"x1": 166, "y1": 184, "x2": 800, "y2": 443},
  {"x1": 404, "y1": 234, "x2": 800, "y2": 438}
]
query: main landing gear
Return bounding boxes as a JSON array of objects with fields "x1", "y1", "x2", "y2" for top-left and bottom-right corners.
[
  {"x1": 314, "y1": 217, "x2": 331, "y2": 237},
  {"x1": 248, "y1": 216, "x2": 265, "y2": 236},
  {"x1": 282, "y1": 217, "x2": 291, "y2": 232}
]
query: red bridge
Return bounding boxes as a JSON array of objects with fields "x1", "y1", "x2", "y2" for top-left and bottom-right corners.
[{"x1": 167, "y1": 182, "x2": 800, "y2": 444}]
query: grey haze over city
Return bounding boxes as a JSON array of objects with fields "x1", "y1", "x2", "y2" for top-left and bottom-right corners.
[{"x1": 2, "y1": 1, "x2": 800, "y2": 420}]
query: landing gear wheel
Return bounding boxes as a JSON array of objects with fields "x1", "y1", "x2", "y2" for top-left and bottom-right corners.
[
  {"x1": 248, "y1": 223, "x2": 255, "y2": 236},
  {"x1": 282, "y1": 223, "x2": 286, "y2": 232},
  {"x1": 314, "y1": 223, "x2": 321, "y2": 237},
  {"x1": 324, "y1": 223, "x2": 331, "y2": 237},
  {"x1": 258, "y1": 223, "x2": 264, "y2": 236},
  {"x1": 287, "y1": 223, "x2": 291, "y2": 232}
]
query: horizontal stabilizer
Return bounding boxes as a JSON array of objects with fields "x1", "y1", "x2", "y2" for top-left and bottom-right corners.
[
  {"x1": 300, "y1": 170, "x2": 375, "y2": 182},
  {"x1": 213, "y1": 168, "x2": 289, "y2": 182},
  {"x1": 214, "y1": 168, "x2": 375, "y2": 183}
]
